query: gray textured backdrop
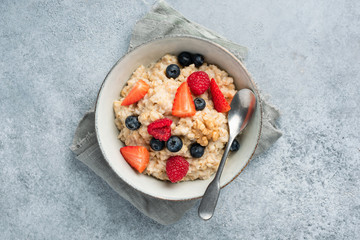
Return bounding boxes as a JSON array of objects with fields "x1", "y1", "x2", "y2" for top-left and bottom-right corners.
[{"x1": 1, "y1": 0, "x2": 359, "y2": 239}]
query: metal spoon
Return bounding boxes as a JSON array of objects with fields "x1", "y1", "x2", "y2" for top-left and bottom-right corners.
[{"x1": 198, "y1": 88, "x2": 257, "y2": 220}]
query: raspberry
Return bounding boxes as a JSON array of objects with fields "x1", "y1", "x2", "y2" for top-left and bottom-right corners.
[
  {"x1": 147, "y1": 118, "x2": 173, "y2": 141},
  {"x1": 187, "y1": 71, "x2": 210, "y2": 95},
  {"x1": 166, "y1": 156, "x2": 189, "y2": 183}
]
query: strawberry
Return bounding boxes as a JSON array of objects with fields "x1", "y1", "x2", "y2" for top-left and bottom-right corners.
[
  {"x1": 172, "y1": 82, "x2": 196, "y2": 117},
  {"x1": 147, "y1": 118, "x2": 173, "y2": 141},
  {"x1": 210, "y1": 78, "x2": 231, "y2": 113},
  {"x1": 121, "y1": 80, "x2": 149, "y2": 106},
  {"x1": 166, "y1": 156, "x2": 189, "y2": 183},
  {"x1": 187, "y1": 71, "x2": 210, "y2": 95},
  {"x1": 120, "y1": 146, "x2": 149, "y2": 173}
]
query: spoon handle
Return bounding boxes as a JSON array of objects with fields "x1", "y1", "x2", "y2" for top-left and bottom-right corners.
[{"x1": 198, "y1": 136, "x2": 235, "y2": 220}]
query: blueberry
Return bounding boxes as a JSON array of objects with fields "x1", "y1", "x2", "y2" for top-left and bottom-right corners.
[
  {"x1": 125, "y1": 116, "x2": 141, "y2": 130},
  {"x1": 166, "y1": 136, "x2": 183, "y2": 152},
  {"x1": 166, "y1": 64, "x2": 180, "y2": 79},
  {"x1": 192, "y1": 54, "x2": 204, "y2": 67},
  {"x1": 190, "y1": 143, "x2": 205, "y2": 158},
  {"x1": 150, "y1": 138, "x2": 165, "y2": 151},
  {"x1": 230, "y1": 139, "x2": 240, "y2": 152},
  {"x1": 194, "y1": 98, "x2": 206, "y2": 111},
  {"x1": 178, "y1": 52, "x2": 193, "y2": 67}
]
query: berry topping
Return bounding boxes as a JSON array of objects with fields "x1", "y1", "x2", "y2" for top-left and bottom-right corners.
[
  {"x1": 190, "y1": 143, "x2": 205, "y2": 158},
  {"x1": 120, "y1": 146, "x2": 149, "y2": 173},
  {"x1": 210, "y1": 78, "x2": 231, "y2": 113},
  {"x1": 230, "y1": 139, "x2": 240, "y2": 152},
  {"x1": 166, "y1": 64, "x2": 181, "y2": 79},
  {"x1": 121, "y1": 80, "x2": 149, "y2": 106},
  {"x1": 178, "y1": 52, "x2": 193, "y2": 67},
  {"x1": 150, "y1": 138, "x2": 165, "y2": 151},
  {"x1": 192, "y1": 53, "x2": 204, "y2": 67},
  {"x1": 166, "y1": 156, "x2": 189, "y2": 183},
  {"x1": 166, "y1": 136, "x2": 183, "y2": 152},
  {"x1": 125, "y1": 116, "x2": 141, "y2": 130},
  {"x1": 187, "y1": 71, "x2": 210, "y2": 95},
  {"x1": 147, "y1": 118, "x2": 173, "y2": 141},
  {"x1": 194, "y1": 97, "x2": 206, "y2": 111},
  {"x1": 172, "y1": 82, "x2": 196, "y2": 118}
]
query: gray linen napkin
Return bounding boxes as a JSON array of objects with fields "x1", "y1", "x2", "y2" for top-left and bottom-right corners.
[{"x1": 70, "y1": 0, "x2": 282, "y2": 225}]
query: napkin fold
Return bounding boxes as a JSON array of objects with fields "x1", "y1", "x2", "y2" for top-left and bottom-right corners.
[{"x1": 70, "y1": 0, "x2": 282, "y2": 225}]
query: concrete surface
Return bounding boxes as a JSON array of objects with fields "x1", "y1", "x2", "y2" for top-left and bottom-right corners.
[{"x1": 1, "y1": 0, "x2": 359, "y2": 239}]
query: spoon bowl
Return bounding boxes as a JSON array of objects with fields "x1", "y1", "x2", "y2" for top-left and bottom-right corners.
[
  {"x1": 198, "y1": 89, "x2": 257, "y2": 220},
  {"x1": 228, "y1": 88, "x2": 257, "y2": 136}
]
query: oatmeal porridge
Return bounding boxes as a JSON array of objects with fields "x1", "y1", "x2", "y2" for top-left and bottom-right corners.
[{"x1": 113, "y1": 52, "x2": 237, "y2": 182}]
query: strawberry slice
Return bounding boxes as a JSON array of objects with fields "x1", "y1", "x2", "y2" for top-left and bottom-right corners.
[
  {"x1": 120, "y1": 146, "x2": 149, "y2": 173},
  {"x1": 121, "y1": 80, "x2": 149, "y2": 106},
  {"x1": 172, "y1": 82, "x2": 196, "y2": 117},
  {"x1": 210, "y1": 79, "x2": 231, "y2": 113}
]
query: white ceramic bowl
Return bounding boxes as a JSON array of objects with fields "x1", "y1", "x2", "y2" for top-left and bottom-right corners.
[{"x1": 95, "y1": 36, "x2": 262, "y2": 201}]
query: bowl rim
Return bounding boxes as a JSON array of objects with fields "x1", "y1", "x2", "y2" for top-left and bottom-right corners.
[{"x1": 94, "y1": 35, "x2": 263, "y2": 201}]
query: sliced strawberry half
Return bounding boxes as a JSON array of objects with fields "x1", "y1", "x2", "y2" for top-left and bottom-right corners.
[
  {"x1": 172, "y1": 82, "x2": 196, "y2": 117},
  {"x1": 121, "y1": 80, "x2": 149, "y2": 106},
  {"x1": 120, "y1": 146, "x2": 149, "y2": 173},
  {"x1": 210, "y1": 78, "x2": 231, "y2": 113}
]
